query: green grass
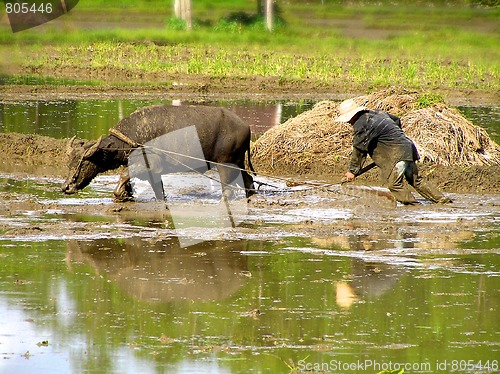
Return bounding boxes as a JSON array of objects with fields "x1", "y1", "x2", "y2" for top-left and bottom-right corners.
[
  {"x1": 0, "y1": 74, "x2": 103, "y2": 86},
  {"x1": 1, "y1": 1, "x2": 499, "y2": 91},
  {"x1": 13, "y1": 38, "x2": 497, "y2": 91}
]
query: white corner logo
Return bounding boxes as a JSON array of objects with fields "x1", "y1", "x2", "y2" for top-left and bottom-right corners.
[{"x1": 128, "y1": 126, "x2": 248, "y2": 247}]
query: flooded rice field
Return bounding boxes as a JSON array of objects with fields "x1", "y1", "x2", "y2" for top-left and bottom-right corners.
[
  {"x1": 0, "y1": 99, "x2": 499, "y2": 373},
  {"x1": 0, "y1": 171, "x2": 498, "y2": 373},
  {"x1": 1, "y1": 98, "x2": 499, "y2": 143}
]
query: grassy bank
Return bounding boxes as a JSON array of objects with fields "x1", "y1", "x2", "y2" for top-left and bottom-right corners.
[
  {"x1": 1, "y1": 2, "x2": 499, "y2": 92},
  {"x1": 10, "y1": 41, "x2": 496, "y2": 91}
]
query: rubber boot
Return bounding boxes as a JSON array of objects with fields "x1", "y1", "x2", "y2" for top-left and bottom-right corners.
[
  {"x1": 405, "y1": 162, "x2": 451, "y2": 203},
  {"x1": 387, "y1": 161, "x2": 419, "y2": 205}
]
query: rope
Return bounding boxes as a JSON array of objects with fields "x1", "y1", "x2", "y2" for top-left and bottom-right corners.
[
  {"x1": 160, "y1": 148, "x2": 245, "y2": 192},
  {"x1": 108, "y1": 128, "x2": 255, "y2": 177},
  {"x1": 109, "y1": 128, "x2": 138, "y2": 147},
  {"x1": 106, "y1": 128, "x2": 354, "y2": 195}
]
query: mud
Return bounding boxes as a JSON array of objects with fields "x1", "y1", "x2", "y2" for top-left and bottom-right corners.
[
  {"x1": 0, "y1": 108, "x2": 498, "y2": 243},
  {"x1": 0, "y1": 137, "x2": 498, "y2": 374},
  {"x1": 2, "y1": 79, "x2": 499, "y2": 108},
  {"x1": 0, "y1": 138, "x2": 497, "y2": 244},
  {"x1": 0, "y1": 132, "x2": 68, "y2": 175},
  {"x1": 0, "y1": 170, "x2": 497, "y2": 245},
  {"x1": 1, "y1": 132, "x2": 498, "y2": 194}
]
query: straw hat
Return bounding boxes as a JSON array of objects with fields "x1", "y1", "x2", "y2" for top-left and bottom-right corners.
[{"x1": 336, "y1": 99, "x2": 367, "y2": 122}]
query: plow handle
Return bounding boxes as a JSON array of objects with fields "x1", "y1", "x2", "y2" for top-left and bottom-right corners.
[{"x1": 340, "y1": 162, "x2": 377, "y2": 184}]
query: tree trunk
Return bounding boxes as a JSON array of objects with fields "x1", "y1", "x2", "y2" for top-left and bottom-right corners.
[
  {"x1": 174, "y1": 0, "x2": 181, "y2": 18},
  {"x1": 265, "y1": 0, "x2": 273, "y2": 31},
  {"x1": 174, "y1": 0, "x2": 192, "y2": 30}
]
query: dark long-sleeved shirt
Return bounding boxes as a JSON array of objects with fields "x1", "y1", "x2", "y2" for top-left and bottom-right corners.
[{"x1": 349, "y1": 110, "x2": 419, "y2": 180}]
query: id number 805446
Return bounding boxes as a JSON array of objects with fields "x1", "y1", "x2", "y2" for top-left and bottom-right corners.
[{"x1": 5, "y1": 2, "x2": 53, "y2": 14}]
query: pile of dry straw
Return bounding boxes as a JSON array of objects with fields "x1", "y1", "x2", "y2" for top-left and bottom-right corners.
[{"x1": 251, "y1": 88, "x2": 500, "y2": 175}]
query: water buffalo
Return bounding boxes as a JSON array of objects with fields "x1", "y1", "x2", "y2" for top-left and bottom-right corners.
[{"x1": 62, "y1": 104, "x2": 256, "y2": 200}]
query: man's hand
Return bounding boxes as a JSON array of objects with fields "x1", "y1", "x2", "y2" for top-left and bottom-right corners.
[
  {"x1": 344, "y1": 171, "x2": 355, "y2": 182},
  {"x1": 340, "y1": 171, "x2": 356, "y2": 184}
]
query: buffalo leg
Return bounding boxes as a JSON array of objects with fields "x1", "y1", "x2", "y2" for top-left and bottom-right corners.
[
  {"x1": 217, "y1": 164, "x2": 240, "y2": 199},
  {"x1": 219, "y1": 163, "x2": 255, "y2": 199},
  {"x1": 139, "y1": 148, "x2": 165, "y2": 200},
  {"x1": 241, "y1": 168, "x2": 255, "y2": 198},
  {"x1": 237, "y1": 156, "x2": 255, "y2": 198},
  {"x1": 114, "y1": 171, "x2": 134, "y2": 201}
]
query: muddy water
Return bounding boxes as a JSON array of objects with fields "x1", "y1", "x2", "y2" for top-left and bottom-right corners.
[
  {"x1": 0, "y1": 99, "x2": 309, "y2": 141},
  {"x1": 0, "y1": 169, "x2": 499, "y2": 374},
  {"x1": 1, "y1": 99, "x2": 499, "y2": 142},
  {"x1": 0, "y1": 99, "x2": 499, "y2": 373}
]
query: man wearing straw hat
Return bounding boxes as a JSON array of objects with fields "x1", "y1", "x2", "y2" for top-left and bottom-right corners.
[{"x1": 336, "y1": 98, "x2": 452, "y2": 205}]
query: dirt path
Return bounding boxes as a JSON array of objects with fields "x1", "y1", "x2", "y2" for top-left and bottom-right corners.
[{"x1": 2, "y1": 76, "x2": 499, "y2": 107}]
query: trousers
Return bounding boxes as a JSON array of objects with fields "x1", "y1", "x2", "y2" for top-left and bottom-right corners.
[{"x1": 387, "y1": 161, "x2": 446, "y2": 204}]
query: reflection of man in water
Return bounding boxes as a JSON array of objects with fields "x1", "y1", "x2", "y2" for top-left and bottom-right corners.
[
  {"x1": 336, "y1": 259, "x2": 403, "y2": 309},
  {"x1": 337, "y1": 99, "x2": 452, "y2": 205},
  {"x1": 335, "y1": 233, "x2": 407, "y2": 309}
]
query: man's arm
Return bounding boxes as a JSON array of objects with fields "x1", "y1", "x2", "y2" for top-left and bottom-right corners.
[
  {"x1": 347, "y1": 113, "x2": 369, "y2": 180},
  {"x1": 348, "y1": 147, "x2": 367, "y2": 176}
]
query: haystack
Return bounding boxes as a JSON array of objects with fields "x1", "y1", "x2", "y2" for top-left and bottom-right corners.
[
  {"x1": 251, "y1": 88, "x2": 500, "y2": 175},
  {"x1": 401, "y1": 104, "x2": 500, "y2": 166},
  {"x1": 251, "y1": 100, "x2": 352, "y2": 174},
  {"x1": 355, "y1": 87, "x2": 419, "y2": 115}
]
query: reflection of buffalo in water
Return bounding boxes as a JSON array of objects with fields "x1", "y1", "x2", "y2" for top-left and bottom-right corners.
[{"x1": 67, "y1": 238, "x2": 249, "y2": 303}]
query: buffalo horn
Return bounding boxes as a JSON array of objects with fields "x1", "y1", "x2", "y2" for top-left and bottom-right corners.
[
  {"x1": 83, "y1": 136, "x2": 103, "y2": 159},
  {"x1": 66, "y1": 136, "x2": 77, "y2": 155}
]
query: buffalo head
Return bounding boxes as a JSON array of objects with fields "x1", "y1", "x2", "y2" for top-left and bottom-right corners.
[{"x1": 61, "y1": 136, "x2": 104, "y2": 194}]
